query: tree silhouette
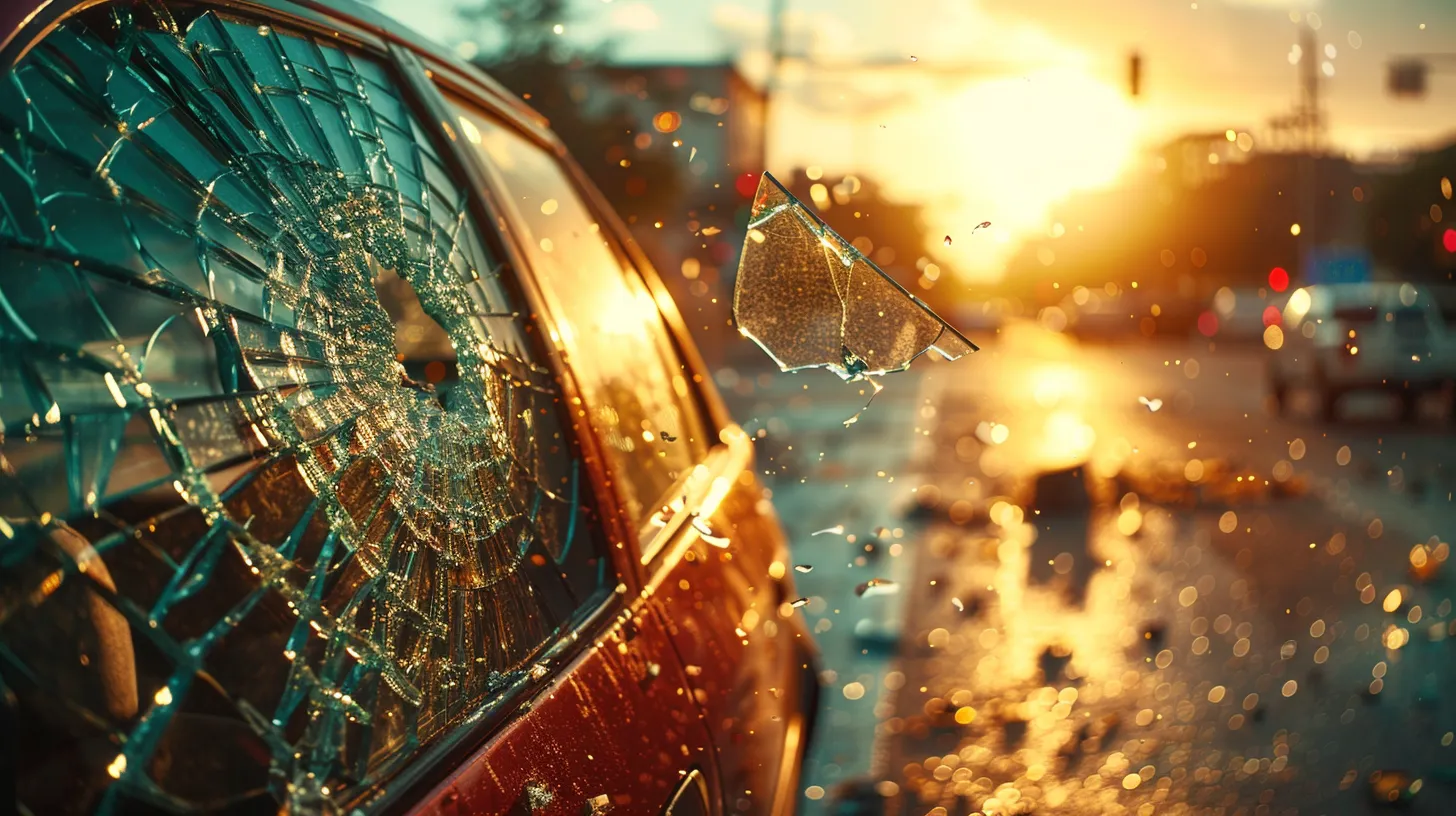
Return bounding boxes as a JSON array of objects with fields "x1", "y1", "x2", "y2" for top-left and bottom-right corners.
[{"x1": 456, "y1": 0, "x2": 684, "y2": 233}]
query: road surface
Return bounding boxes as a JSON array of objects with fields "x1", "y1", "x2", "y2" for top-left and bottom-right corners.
[{"x1": 722, "y1": 320, "x2": 1456, "y2": 816}]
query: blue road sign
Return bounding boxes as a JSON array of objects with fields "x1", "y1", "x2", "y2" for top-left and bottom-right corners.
[{"x1": 1303, "y1": 246, "x2": 1372, "y2": 285}]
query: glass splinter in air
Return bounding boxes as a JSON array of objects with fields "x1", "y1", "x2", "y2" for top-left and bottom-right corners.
[
  {"x1": 732, "y1": 173, "x2": 978, "y2": 382},
  {"x1": 855, "y1": 578, "x2": 899, "y2": 598}
]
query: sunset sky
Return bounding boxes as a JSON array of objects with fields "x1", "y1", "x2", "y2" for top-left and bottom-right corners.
[{"x1": 381, "y1": 0, "x2": 1456, "y2": 280}]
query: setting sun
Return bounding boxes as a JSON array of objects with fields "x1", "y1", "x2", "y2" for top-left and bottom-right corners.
[
  {"x1": 929, "y1": 68, "x2": 1140, "y2": 281},
  {"x1": 771, "y1": 64, "x2": 1141, "y2": 284}
]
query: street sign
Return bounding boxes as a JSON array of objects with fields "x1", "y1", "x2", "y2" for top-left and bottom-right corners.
[{"x1": 1302, "y1": 246, "x2": 1372, "y2": 284}]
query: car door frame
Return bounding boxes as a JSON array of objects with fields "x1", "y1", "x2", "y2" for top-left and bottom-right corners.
[
  {"x1": 380, "y1": 31, "x2": 738, "y2": 816},
  {"x1": 375, "y1": 31, "x2": 741, "y2": 816}
]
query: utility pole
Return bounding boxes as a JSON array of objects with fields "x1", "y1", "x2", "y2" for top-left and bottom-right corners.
[
  {"x1": 1269, "y1": 25, "x2": 1325, "y2": 151},
  {"x1": 1266, "y1": 24, "x2": 1325, "y2": 281},
  {"x1": 760, "y1": 0, "x2": 786, "y2": 171},
  {"x1": 1296, "y1": 25, "x2": 1320, "y2": 281},
  {"x1": 1297, "y1": 26, "x2": 1323, "y2": 151}
]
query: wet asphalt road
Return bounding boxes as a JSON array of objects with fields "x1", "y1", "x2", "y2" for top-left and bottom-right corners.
[{"x1": 721, "y1": 320, "x2": 1456, "y2": 816}]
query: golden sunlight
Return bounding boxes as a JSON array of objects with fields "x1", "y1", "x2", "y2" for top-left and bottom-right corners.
[{"x1": 932, "y1": 68, "x2": 1140, "y2": 282}]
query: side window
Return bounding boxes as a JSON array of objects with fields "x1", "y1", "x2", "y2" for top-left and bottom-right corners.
[
  {"x1": 448, "y1": 101, "x2": 711, "y2": 527},
  {"x1": 0, "y1": 9, "x2": 610, "y2": 814}
]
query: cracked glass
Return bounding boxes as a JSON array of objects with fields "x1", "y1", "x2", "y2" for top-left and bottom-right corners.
[
  {"x1": 447, "y1": 102, "x2": 711, "y2": 528},
  {"x1": 0, "y1": 5, "x2": 611, "y2": 814},
  {"x1": 733, "y1": 172, "x2": 978, "y2": 380}
]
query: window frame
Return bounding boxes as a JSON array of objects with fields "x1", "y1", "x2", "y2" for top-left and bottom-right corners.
[
  {"x1": 427, "y1": 70, "x2": 743, "y2": 571},
  {"x1": 0, "y1": 2, "x2": 647, "y2": 813}
]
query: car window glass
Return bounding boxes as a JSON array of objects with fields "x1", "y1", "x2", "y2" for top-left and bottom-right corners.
[
  {"x1": 447, "y1": 102, "x2": 711, "y2": 527},
  {"x1": 0, "y1": 9, "x2": 611, "y2": 814}
]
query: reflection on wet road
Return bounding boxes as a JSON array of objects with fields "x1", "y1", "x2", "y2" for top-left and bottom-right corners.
[{"x1": 726, "y1": 321, "x2": 1456, "y2": 815}]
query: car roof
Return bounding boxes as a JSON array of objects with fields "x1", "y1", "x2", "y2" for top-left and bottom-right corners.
[{"x1": 1304, "y1": 282, "x2": 1429, "y2": 309}]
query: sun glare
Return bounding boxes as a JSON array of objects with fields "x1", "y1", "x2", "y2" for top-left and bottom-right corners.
[{"x1": 933, "y1": 68, "x2": 1140, "y2": 281}]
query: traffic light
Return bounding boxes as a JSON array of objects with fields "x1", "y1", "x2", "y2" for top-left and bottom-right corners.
[{"x1": 1388, "y1": 60, "x2": 1428, "y2": 98}]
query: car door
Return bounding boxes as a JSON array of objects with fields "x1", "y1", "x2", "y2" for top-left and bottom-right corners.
[
  {"x1": 0, "y1": 6, "x2": 714, "y2": 815},
  {"x1": 432, "y1": 85, "x2": 817, "y2": 815},
  {"x1": 639, "y1": 435, "x2": 816, "y2": 816},
  {"x1": 373, "y1": 48, "x2": 724, "y2": 816},
  {"x1": 403, "y1": 604, "x2": 718, "y2": 816}
]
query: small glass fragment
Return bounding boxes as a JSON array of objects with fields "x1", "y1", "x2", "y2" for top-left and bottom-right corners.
[
  {"x1": 943, "y1": 235, "x2": 953, "y2": 246},
  {"x1": 791, "y1": 597, "x2": 810, "y2": 608},
  {"x1": 733, "y1": 173, "x2": 976, "y2": 381},
  {"x1": 843, "y1": 377, "x2": 886, "y2": 427},
  {"x1": 855, "y1": 578, "x2": 899, "y2": 597},
  {"x1": 1139, "y1": 396, "x2": 1164, "y2": 412},
  {"x1": 794, "y1": 564, "x2": 814, "y2": 573},
  {"x1": 973, "y1": 221, "x2": 992, "y2": 232},
  {"x1": 951, "y1": 597, "x2": 965, "y2": 612},
  {"x1": 525, "y1": 781, "x2": 555, "y2": 810},
  {"x1": 661, "y1": 431, "x2": 678, "y2": 442},
  {"x1": 691, "y1": 516, "x2": 731, "y2": 547},
  {"x1": 812, "y1": 525, "x2": 846, "y2": 536}
]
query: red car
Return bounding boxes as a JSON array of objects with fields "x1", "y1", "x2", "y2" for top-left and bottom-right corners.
[{"x1": 0, "y1": 1, "x2": 818, "y2": 813}]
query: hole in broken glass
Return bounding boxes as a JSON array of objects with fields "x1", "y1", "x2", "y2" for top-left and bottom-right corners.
[
  {"x1": 371, "y1": 263, "x2": 459, "y2": 410},
  {"x1": 732, "y1": 172, "x2": 977, "y2": 382}
]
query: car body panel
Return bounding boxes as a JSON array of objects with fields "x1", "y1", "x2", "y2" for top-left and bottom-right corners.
[
  {"x1": 406, "y1": 604, "x2": 719, "y2": 816},
  {"x1": 640, "y1": 428, "x2": 815, "y2": 816}
]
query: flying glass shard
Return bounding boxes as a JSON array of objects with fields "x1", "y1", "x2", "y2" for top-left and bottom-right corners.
[{"x1": 733, "y1": 172, "x2": 977, "y2": 380}]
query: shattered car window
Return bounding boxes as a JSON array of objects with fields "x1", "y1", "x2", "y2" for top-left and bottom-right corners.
[
  {"x1": 733, "y1": 172, "x2": 977, "y2": 380},
  {"x1": 448, "y1": 103, "x2": 710, "y2": 527},
  {"x1": 0, "y1": 5, "x2": 611, "y2": 814}
]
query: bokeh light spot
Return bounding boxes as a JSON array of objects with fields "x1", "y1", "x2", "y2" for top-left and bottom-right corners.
[
  {"x1": 1197, "y1": 310, "x2": 1219, "y2": 337},
  {"x1": 735, "y1": 172, "x2": 760, "y2": 198}
]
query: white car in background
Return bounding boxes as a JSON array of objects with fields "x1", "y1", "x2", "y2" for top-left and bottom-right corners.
[{"x1": 1268, "y1": 283, "x2": 1454, "y2": 421}]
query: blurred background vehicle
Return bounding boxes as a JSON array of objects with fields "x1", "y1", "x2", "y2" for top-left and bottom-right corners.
[{"x1": 1270, "y1": 283, "x2": 1455, "y2": 421}]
